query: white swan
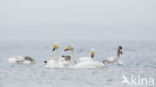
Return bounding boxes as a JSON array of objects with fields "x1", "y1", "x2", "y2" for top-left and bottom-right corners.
[
  {"x1": 45, "y1": 42, "x2": 64, "y2": 68},
  {"x1": 64, "y1": 45, "x2": 104, "y2": 68},
  {"x1": 78, "y1": 48, "x2": 95, "y2": 63},
  {"x1": 103, "y1": 46, "x2": 123, "y2": 64},
  {"x1": 8, "y1": 56, "x2": 24, "y2": 64}
]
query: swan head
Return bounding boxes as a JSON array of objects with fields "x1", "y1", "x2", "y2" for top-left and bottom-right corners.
[
  {"x1": 24, "y1": 56, "x2": 34, "y2": 62},
  {"x1": 64, "y1": 44, "x2": 74, "y2": 51},
  {"x1": 118, "y1": 46, "x2": 123, "y2": 55},
  {"x1": 52, "y1": 42, "x2": 59, "y2": 51},
  {"x1": 90, "y1": 48, "x2": 95, "y2": 58}
]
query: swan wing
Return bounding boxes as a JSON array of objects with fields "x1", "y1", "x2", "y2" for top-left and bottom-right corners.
[
  {"x1": 73, "y1": 62, "x2": 96, "y2": 68},
  {"x1": 45, "y1": 60, "x2": 64, "y2": 68},
  {"x1": 105, "y1": 57, "x2": 115, "y2": 62}
]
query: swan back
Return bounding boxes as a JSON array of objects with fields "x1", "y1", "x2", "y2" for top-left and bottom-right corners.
[
  {"x1": 73, "y1": 61, "x2": 104, "y2": 69},
  {"x1": 45, "y1": 60, "x2": 64, "y2": 68}
]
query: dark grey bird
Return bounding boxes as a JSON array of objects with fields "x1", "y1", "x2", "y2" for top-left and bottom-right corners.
[
  {"x1": 61, "y1": 55, "x2": 71, "y2": 61},
  {"x1": 24, "y1": 56, "x2": 36, "y2": 64}
]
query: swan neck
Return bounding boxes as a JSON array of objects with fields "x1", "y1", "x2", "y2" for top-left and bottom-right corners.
[
  {"x1": 70, "y1": 49, "x2": 75, "y2": 66},
  {"x1": 91, "y1": 56, "x2": 94, "y2": 60},
  {"x1": 116, "y1": 50, "x2": 120, "y2": 60},
  {"x1": 54, "y1": 48, "x2": 59, "y2": 62},
  {"x1": 91, "y1": 55, "x2": 94, "y2": 59}
]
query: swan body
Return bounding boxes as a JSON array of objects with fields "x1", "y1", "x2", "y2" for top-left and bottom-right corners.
[
  {"x1": 103, "y1": 56, "x2": 124, "y2": 64},
  {"x1": 45, "y1": 42, "x2": 64, "y2": 68},
  {"x1": 8, "y1": 56, "x2": 24, "y2": 64},
  {"x1": 78, "y1": 57, "x2": 93, "y2": 63},
  {"x1": 45, "y1": 59, "x2": 64, "y2": 68},
  {"x1": 44, "y1": 57, "x2": 70, "y2": 65},
  {"x1": 73, "y1": 61, "x2": 104, "y2": 69},
  {"x1": 103, "y1": 56, "x2": 116, "y2": 63}
]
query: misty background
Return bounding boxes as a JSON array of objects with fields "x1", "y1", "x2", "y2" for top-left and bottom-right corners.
[{"x1": 0, "y1": 0, "x2": 156, "y2": 41}]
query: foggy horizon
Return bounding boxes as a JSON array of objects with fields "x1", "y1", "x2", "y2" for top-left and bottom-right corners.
[{"x1": 0, "y1": 0, "x2": 156, "y2": 41}]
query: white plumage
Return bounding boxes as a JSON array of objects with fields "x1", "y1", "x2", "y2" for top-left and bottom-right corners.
[
  {"x1": 8, "y1": 56, "x2": 24, "y2": 64},
  {"x1": 65, "y1": 45, "x2": 104, "y2": 69},
  {"x1": 45, "y1": 59, "x2": 64, "y2": 68}
]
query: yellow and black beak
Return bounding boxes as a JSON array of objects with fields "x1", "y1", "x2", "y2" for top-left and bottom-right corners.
[
  {"x1": 91, "y1": 51, "x2": 95, "y2": 58},
  {"x1": 64, "y1": 46, "x2": 70, "y2": 51},
  {"x1": 53, "y1": 44, "x2": 57, "y2": 51}
]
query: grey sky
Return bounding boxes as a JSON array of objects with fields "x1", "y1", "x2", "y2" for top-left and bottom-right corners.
[{"x1": 0, "y1": 0, "x2": 156, "y2": 41}]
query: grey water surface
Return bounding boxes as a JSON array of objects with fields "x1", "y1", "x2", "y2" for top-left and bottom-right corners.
[{"x1": 0, "y1": 40, "x2": 156, "y2": 87}]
